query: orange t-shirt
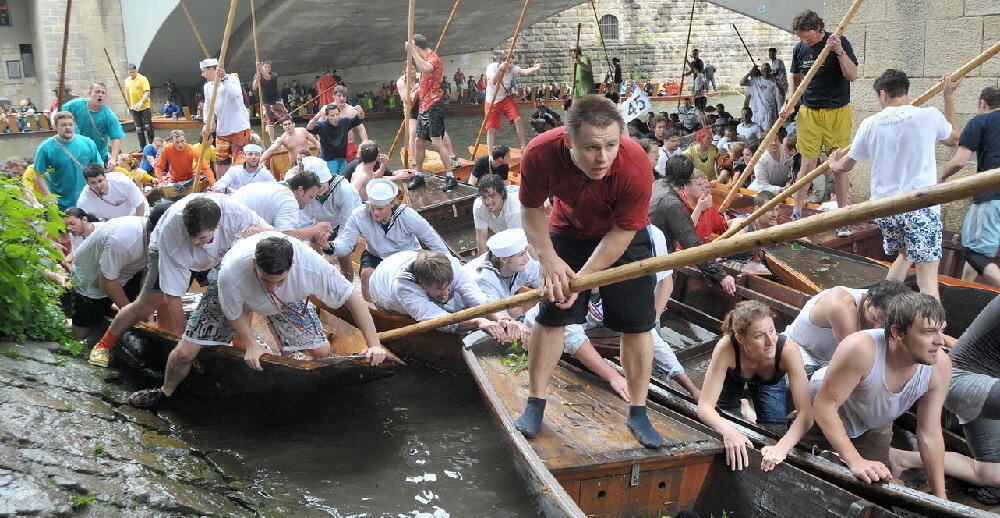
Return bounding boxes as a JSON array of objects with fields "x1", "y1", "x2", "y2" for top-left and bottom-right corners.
[{"x1": 154, "y1": 144, "x2": 215, "y2": 184}]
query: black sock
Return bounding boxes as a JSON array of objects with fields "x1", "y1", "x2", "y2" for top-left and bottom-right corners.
[
  {"x1": 627, "y1": 405, "x2": 664, "y2": 449},
  {"x1": 514, "y1": 397, "x2": 546, "y2": 439}
]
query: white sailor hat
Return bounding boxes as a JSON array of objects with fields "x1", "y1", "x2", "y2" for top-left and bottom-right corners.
[
  {"x1": 487, "y1": 228, "x2": 528, "y2": 258},
  {"x1": 301, "y1": 156, "x2": 333, "y2": 183},
  {"x1": 243, "y1": 144, "x2": 263, "y2": 154},
  {"x1": 367, "y1": 178, "x2": 399, "y2": 206},
  {"x1": 199, "y1": 58, "x2": 219, "y2": 69}
]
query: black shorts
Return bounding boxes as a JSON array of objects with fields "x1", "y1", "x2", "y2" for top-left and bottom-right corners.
[
  {"x1": 409, "y1": 102, "x2": 419, "y2": 120},
  {"x1": 416, "y1": 101, "x2": 446, "y2": 141},
  {"x1": 694, "y1": 96, "x2": 707, "y2": 111},
  {"x1": 360, "y1": 250, "x2": 383, "y2": 270},
  {"x1": 71, "y1": 273, "x2": 144, "y2": 327},
  {"x1": 534, "y1": 231, "x2": 655, "y2": 333}
]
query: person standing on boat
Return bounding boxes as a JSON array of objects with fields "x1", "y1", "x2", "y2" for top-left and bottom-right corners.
[
  {"x1": 251, "y1": 60, "x2": 288, "y2": 143},
  {"x1": 572, "y1": 47, "x2": 594, "y2": 99},
  {"x1": 70, "y1": 204, "x2": 170, "y2": 340},
  {"x1": 124, "y1": 64, "x2": 155, "y2": 150},
  {"x1": 154, "y1": 130, "x2": 215, "y2": 185},
  {"x1": 513, "y1": 95, "x2": 663, "y2": 448},
  {"x1": 127, "y1": 232, "x2": 388, "y2": 408},
  {"x1": 407, "y1": 34, "x2": 458, "y2": 192},
  {"x1": 784, "y1": 10, "x2": 858, "y2": 229},
  {"x1": 88, "y1": 194, "x2": 270, "y2": 368},
  {"x1": 306, "y1": 103, "x2": 365, "y2": 176},
  {"x1": 827, "y1": 70, "x2": 961, "y2": 300},
  {"x1": 75, "y1": 163, "x2": 148, "y2": 220},
  {"x1": 62, "y1": 83, "x2": 125, "y2": 170},
  {"x1": 200, "y1": 58, "x2": 252, "y2": 179},
  {"x1": 940, "y1": 86, "x2": 1000, "y2": 288},
  {"x1": 769, "y1": 48, "x2": 789, "y2": 111},
  {"x1": 484, "y1": 54, "x2": 542, "y2": 152},
  {"x1": 260, "y1": 117, "x2": 320, "y2": 175},
  {"x1": 328, "y1": 178, "x2": 451, "y2": 302},
  {"x1": 740, "y1": 64, "x2": 778, "y2": 133},
  {"x1": 785, "y1": 280, "x2": 911, "y2": 378},
  {"x1": 210, "y1": 144, "x2": 274, "y2": 194},
  {"x1": 697, "y1": 300, "x2": 813, "y2": 472},
  {"x1": 369, "y1": 249, "x2": 523, "y2": 342},
  {"x1": 32, "y1": 112, "x2": 102, "y2": 211},
  {"x1": 473, "y1": 174, "x2": 522, "y2": 256},
  {"x1": 811, "y1": 293, "x2": 951, "y2": 499},
  {"x1": 332, "y1": 85, "x2": 368, "y2": 163}
]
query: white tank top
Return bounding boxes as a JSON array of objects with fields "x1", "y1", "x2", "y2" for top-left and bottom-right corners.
[
  {"x1": 810, "y1": 329, "x2": 933, "y2": 438},
  {"x1": 785, "y1": 286, "x2": 866, "y2": 368}
]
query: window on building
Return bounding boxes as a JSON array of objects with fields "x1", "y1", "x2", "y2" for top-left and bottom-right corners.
[
  {"x1": 599, "y1": 14, "x2": 619, "y2": 41},
  {"x1": 19, "y1": 44, "x2": 34, "y2": 78}
]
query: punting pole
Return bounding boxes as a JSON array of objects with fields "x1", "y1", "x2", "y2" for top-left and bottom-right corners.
[
  {"x1": 718, "y1": 0, "x2": 866, "y2": 212},
  {"x1": 102, "y1": 48, "x2": 131, "y2": 110},
  {"x1": 56, "y1": 0, "x2": 72, "y2": 106},
  {"x1": 402, "y1": 0, "x2": 417, "y2": 169},
  {"x1": 571, "y1": 23, "x2": 582, "y2": 99},
  {"x1": 377, "y1": 167, "x2": 1000, "y2": 341},
  {"x1": 469, "y1": 0, "x2": 532, "y2": 161},
  {"x1": 179, "y1": 0, "x2": 211, "y2": 59},
  {"x1": 720, "y1": 38, "x2": 1000, "y2": 239},
  {"x1": 250, "y1": 0, "x2": 269, "y2": 148},
  {"x1": 732, "y1": 23, "x2": 756, "y2": 66},
  {"x1": 192, "y1": 0, "x2": 240, "y2": 193},
  {"x1": 588, "y1": 0, "x2": 614, "y2": 76},
  {"x1": 675, "y1": 0, "x2": 696, "y2": 109}
]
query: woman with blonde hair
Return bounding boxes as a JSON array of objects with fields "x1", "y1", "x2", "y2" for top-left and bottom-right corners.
[
  {"x1": 697, "y1": 300, "x2": 813, "y2": 472},
  {"x1": 114, "y1": 153, "x2": 155, "y2": 188}
]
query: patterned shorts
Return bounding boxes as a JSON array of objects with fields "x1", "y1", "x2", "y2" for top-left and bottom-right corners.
[
  {"x1": 875, "y1": 206, "x2": 942, "y2": 263},
  {"x1": 216, "y1": 129, "x2": 251, "y2": 166},
  {"x1": 183, "y1": 280, "x2": 327, "y2": 351},
  {"x1": 262, "y1": 101, "x2": 289, "y2": 126}
]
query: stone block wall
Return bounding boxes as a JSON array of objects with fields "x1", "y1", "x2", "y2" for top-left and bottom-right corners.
[
  {"x1": 32, "y1": 0, "x2": 128, "y2": 116},
  {"x1": 0, "y1": 43, "x2": 38, "y2": 104},
  {"x1": 492, "y1": 1, "x2": 800, "y2": 93},
  {"x1": 825, "y1": 0, "x2": 1000, "y2": 232}
]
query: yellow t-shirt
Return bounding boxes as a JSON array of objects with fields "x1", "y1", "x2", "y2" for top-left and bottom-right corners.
[
  {"x1": 114, "y1": 166, "x2": 155, "y2": 187},
  {"x1": 124, "y1": 73, "x2": 152, "y2": 111},
  {"x1": 685, "y1": 144, "x2": 720, "y2": 181},
  {"x1": 191, "y1": 143, "x2": 216, "y2": 165}
]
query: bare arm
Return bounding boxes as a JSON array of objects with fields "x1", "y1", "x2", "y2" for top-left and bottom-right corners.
[
  {"x1": 518, "y1": 63, "x2": 542, "y2": 76},
  {"x1": 232, "y1": 311, "x2": 270, "y2": 371},
  {"x1": 410, "y1": 45, "x2": 434, "y2": 73},
  {"x1": 260, "y1": 135, "x2": 284, "y2": 163},
  {"x1": 696, "y1": 338, "x2": 753, "y2": 470},
  {"x1": 827, "y1": 148, "x2": 857, "y2": 175},
  {"x1": 574, "y1": 341, "x2": 630, "y2": 402},
  {"x1": 817, "y1": 289, "x2": 863, "y2": 344},
  {"x1": 762, "y1": 340, "x2": 814, "y2": 471},
  {"x1": 523, "y1": 205, "x2": 576, "y2": 305},
  {"x1": 578, "y1": 225, "x2": 635, "y2": 277},
  {"x1": 344, "y1": 292, "x2": 387, "y2": 365},
  {"x1": 940, "y1": 146, "x2": 973, "y2": 181},
  {"x1": 940, "y1": 75, "x2": 961, "y2": 147},
  {"x1": 99, "y1": 275, "x2": 130, "y2": 310},
  {"x1": 475, "y1": 228, "x2": 489, "y2": 256},
  {"x1": 915, "y1": 354, "x2": 952, "y2": 499}
]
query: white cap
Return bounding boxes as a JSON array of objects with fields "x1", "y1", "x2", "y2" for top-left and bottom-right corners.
[
  {"x1": 487, "y1": 228, "x2": 528, "y2": 258},
  {"x1": 243, "y1": 144, "x2": 263, "y2": 154},
  {"x1": 199, "y1": 58, "x2": 219, "y2": 69},
  {"x1": 301, "y1": 156, "x2": 332, "y2": 183},
  {"x1": 366, "y1": 178, "x2": 399, "y2": 206}
]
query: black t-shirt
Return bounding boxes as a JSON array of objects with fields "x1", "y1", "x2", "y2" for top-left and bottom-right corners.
[
  {"x1": 960, "y1": 110, "x2": 1000, "y2": 203},
  {"x1": 259, "y1": 72, "x2": 281, "y2": 104},
  {"x1": 472, "y1": 155, "x2": 509, "y2": 181},
  {"x1": 613, "y1": 64, "x2": 622, "y2": 84},
  {"x1": 790, "y1": 32, "x2": 858, "y2": 109}
]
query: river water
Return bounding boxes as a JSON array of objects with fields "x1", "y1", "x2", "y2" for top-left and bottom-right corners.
[{"x1": 1, "y1": 96, "x2": 742, "y2": 517}]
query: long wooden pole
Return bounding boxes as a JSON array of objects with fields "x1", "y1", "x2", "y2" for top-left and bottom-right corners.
[
  {"x1": 718, "y1": 0, "x2": 866, "y2": 212},
  {"x1": 732, "y1": 24, "x2": 756, "y2": 66},
  {"x1": 378, "y1": 167, "x2": 1000, "y2": 341},
  {"x1": 102, "y1": 48, "x2": 130, "y2": 109},
  {"x1": 675, "y1": 0, "x2": 696, "y2": 109},
  {"x1": 56, "y1": 0, "x2": 72, "y2": 106},
  {"x1": 388, "y1": 0, "x2": 464, "y2": 163},
  {"x1": 402, "y1": 0, "x2": 416, "y2": 170},
  {"x1": 571, "y1": 23, "x2": 582, "y2": 99},
  {"x1": 470, "y1": 0, "x2": 532, "y2": 161},
  {"x1": 193, "y1": 0, "x2": 240, "y2": 193},
  {"x1": 179, "y1": 0, "x2": 211, "y2": 59},
  {"x1": 720, "y1": 38, "x2": 1000, "y2": 240},
  {"x1": 250, "y1": 0, "x2": 268, "y2": 147},
  {"x1": 588, "y1": 0, "x2": 614, "y2": 75}
]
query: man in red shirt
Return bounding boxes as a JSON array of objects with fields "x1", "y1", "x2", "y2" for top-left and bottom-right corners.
[
  {"x1": 407, "y1": 33, "x2": 457, "y2": 192},
  {"x1": 515, "y1": 95, "x2": 663, "y2": 448},
  {"x1": 317, "y1": 71, "x2": 335, "y2": 107}
]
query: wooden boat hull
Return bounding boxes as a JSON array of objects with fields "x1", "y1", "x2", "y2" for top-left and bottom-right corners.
[
  {"x1": 464, "y1": 337, "x2": 896, "y2": 517},
  {"x1": 112, "y1": 306, "x2": 403, "y2": 396}
]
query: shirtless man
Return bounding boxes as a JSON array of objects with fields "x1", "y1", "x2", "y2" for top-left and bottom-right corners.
[
  {"x1": 261, "y1": 117, "x2": 319, "y2": 173},
  {"x1": 350, "y1": 140, "x2": 414, "y2": 201},
  {"x1": 332, "y1": 85, "x2": 367, "y2": 162}
]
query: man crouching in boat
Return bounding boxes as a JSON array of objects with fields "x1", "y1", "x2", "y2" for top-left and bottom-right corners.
[
  {"x1": 89, "y1": 194, "x2": 270, "y2": 367},
  {"x1": 128, "y1": 233, "x2": 386, "y2": 408},
  {"x1": 514, "y1": 95, "x2": 663, "y2": 448},
  {"x1": 811, "y1": 293, "x2": 951, "y2": 499},
  {"x1": 697, "y1": 300, "x2": 813, "y2": 472},
  {"x1": 369, "y1": 249, "x2": 526, "y2": 342}
]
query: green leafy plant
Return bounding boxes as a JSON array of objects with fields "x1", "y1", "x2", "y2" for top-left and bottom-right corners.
[
  {"x1": 0, "y1": 177, "x2": 71, "y2": 345},
  {"x1": 93, "y1": 443, "x2": 109, "y2": 459},
  {"x1": 70, "y1": 492, "x2": 95, "y2": 509},
  {"x1": 59, "y1": 338, "x2": 86, "y2": 358},
  {"x1": 502, "y1": 340, "x2": 528, "y2": 373},
  {"x1": 2, "y1": 349, "x2": 24, "y2": 360}
]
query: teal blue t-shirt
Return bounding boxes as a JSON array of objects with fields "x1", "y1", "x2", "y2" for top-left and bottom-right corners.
[
  {"x1": 61, "y1": 97, "x2": 125, "y2": 162},
  {"x1": 33, "y1": 134, "x2": 101, "y2": 211}
]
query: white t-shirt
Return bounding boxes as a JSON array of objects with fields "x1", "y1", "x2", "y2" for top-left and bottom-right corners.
[
  {"x1": 301, "y1": 177, "x2": 361, "y2": 229},
  {"x1": 76, "y1": 172, "x2": 148, "y2": 220},
  {"x1": 149, "y1": 193, "x2": 266, "y2": 296},
  {"x1": 217, "y1": 231, "x2": 352, "y2": 321},
  {"x1": 747, "y1": 77, "x2": 778, "y2": 131},
  {"x1": 737, "y1": 121, "x2": 763, "y2": 142},
  {"x1": 71, "y1": 216, "x2": 147, "y2": 300},
  {"x1": 203, "y1": 74, "x2": 251, "y2": 136},
  {"x1": 213, "y1": 164, "x2": 275, "y2": 193},
  {"x1": 848, "y1": 105, "x2": 952, "y2": 201},
  {"x1": 231, "y1": 182, "x2": 301, "y2": 232},
  {"x1": 473, "y1": 186, "x2": 522, "y2": 233},
  {"x1": 70, "y1": 222, "x2": 104, "y2": 253},
  {"x1": 655, "y1": 146, "x2": 687, "y2": 176},
  {"x1": 647, "y1": 224, "x2": 673, "y2": 282},
  {"x1": 485, "y1": 62, "x2": 521, "y2": 102}
]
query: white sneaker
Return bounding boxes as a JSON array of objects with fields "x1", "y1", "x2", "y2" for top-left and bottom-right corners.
[{"x1": 836, "y1": 226, "x2": 853, "y2": 237}]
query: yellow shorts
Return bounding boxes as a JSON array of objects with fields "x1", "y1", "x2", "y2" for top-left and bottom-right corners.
[{"x1": 796, "y1": 104, "x2": 852, "y2": 159}]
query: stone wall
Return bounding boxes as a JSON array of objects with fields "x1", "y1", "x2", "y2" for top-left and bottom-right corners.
[
  {"x1": 31, "y1": 0, "x2": 129, "y2": 115},
  {"x1": 0, "y1": 43, "x2": 39, "y2": 105},
  {"x1": 825, "y1": 0, "x2": 1000, "y2": 232},
  {"x1": 492, "y1": 0, "x2": 800, "y2": 92}
]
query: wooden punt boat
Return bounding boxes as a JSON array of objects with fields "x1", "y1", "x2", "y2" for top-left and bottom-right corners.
[
  {"x1": 112, "y1": 296, "x2": 404, "y2": 396},
  {"x1": 464, "y1": 335, "x2": 898, "y2": 517}
]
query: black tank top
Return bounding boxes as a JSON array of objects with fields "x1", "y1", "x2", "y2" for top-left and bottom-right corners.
[
  {"x1": 725, "y1": 334, "x2": 787, "y2": 386},
  {"x1": 260, "y1": 74, "x2": 281, "y2": 104}
]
